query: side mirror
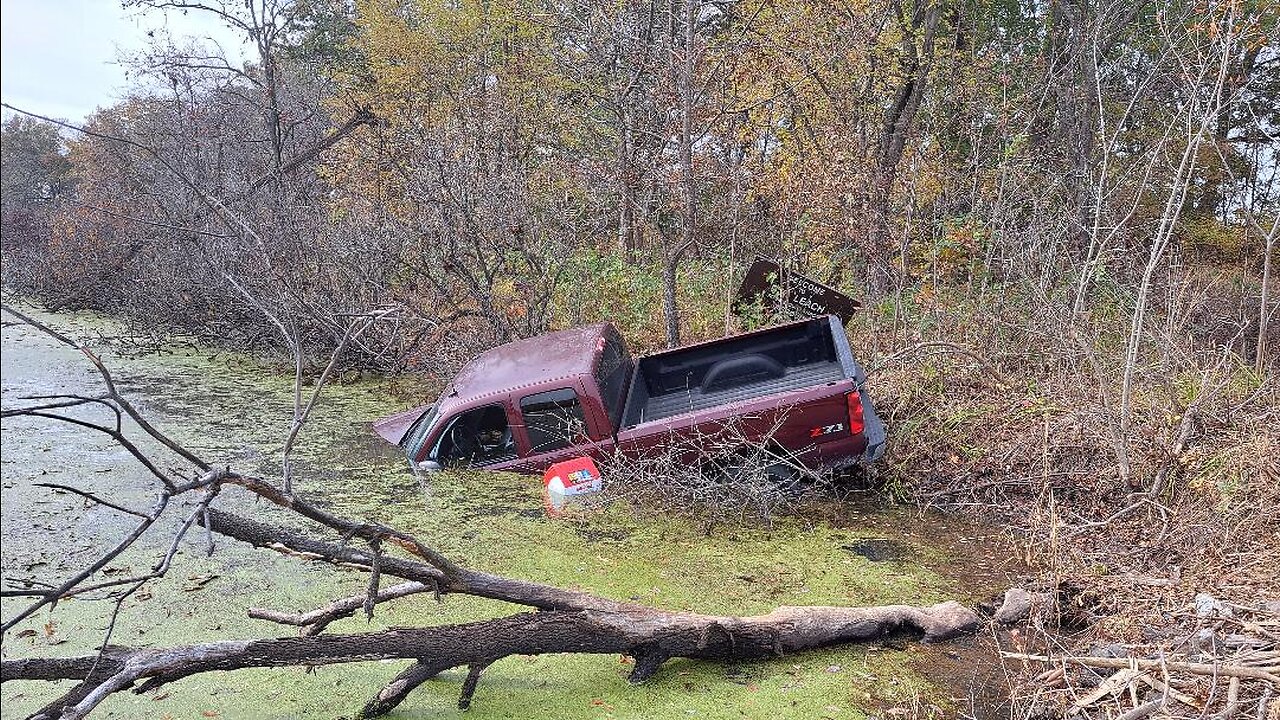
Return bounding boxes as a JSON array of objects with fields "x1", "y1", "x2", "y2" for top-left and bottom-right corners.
[{"x1": 416, "y1": 459, "x2": 442, "y2": 472}]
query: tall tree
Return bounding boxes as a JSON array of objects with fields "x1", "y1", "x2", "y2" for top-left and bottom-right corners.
[{"x1": 0, "y1": 115, "x2": 71, "y2": 212}]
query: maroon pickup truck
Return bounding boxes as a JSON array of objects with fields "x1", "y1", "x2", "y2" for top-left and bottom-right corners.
[{"x1": 373, "y1": 315, "x2": 885, "y2": 478}]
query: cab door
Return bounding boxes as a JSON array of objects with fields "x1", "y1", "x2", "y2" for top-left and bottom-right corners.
[{"x1": 510, "y1": 383, "x2": 611, "y2": 474}]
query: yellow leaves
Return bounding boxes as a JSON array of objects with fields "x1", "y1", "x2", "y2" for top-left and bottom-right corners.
[
  {"x1": 327, "y1": 0, "x2": 577, "y2": 210},
  {"x1": 491, "y1": 276, "x2": 517, "y2": 303},
  {"x1": 916, "y1": 281, "x2": 937, "y2": 307},
  {"x1": 722, "y1": 0, "x2": 938, "y2": 247},
  {"x1": 351, "y1": 0, "x2": 561, "y2": 118}
]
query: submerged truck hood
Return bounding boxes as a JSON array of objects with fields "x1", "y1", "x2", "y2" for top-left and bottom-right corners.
[{"x1": 372, "y1": 404, "x2": 432, "y2": 446}]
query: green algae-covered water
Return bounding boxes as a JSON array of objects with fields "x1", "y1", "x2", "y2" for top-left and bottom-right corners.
[{"x1": 0, "y1": 309, "x2": 1018, "y2": 719}]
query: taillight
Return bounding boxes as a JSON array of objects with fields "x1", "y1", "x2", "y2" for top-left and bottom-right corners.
[{"x1": 846, "y1": 390, "x2": 865, "y2": 436}]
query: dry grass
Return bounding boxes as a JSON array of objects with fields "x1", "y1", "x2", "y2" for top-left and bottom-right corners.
[{"x1": 836, "y1": 268, "x2": 1280, "y2": 718}]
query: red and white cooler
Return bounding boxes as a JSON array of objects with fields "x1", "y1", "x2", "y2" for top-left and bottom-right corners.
[{"x1": 542, "y1": 456, "x2": 603, "y2": 514}]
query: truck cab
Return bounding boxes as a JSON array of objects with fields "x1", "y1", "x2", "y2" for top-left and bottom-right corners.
[{"x1": 375, "y1": 317, "x2": 885, "y2": 476}]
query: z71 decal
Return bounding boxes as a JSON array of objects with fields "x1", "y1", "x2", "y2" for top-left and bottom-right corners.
[{"x1": 809, "y1": 423, "x2": 845, "y2": 438}]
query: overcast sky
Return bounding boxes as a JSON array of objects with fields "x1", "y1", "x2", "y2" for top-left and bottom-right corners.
[{"x1": 1, "y1": 0, "x2": 246, "y2": 123}]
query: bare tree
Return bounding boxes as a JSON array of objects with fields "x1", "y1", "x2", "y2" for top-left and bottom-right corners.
[{"x1": 1117, "y1": 2, "x2": 1237, "y2": 441}]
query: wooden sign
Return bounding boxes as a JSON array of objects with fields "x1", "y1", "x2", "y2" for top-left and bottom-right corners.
[{"x1": 733, "y1": 257, "x2": 861, "y2": 324}]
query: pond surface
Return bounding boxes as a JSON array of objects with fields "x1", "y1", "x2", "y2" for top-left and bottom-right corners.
[{"x1": 0, "y1": 308, "x2": 1022, "y2": 720}]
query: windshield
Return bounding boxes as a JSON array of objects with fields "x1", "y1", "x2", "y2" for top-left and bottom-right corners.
[{"x1": 400, "y1": 406, "x2": 439, "y2": 461}]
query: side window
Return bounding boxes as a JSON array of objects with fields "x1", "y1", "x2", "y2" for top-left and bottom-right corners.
[
  {"x1": 431, "y1": 404, "x2": 515, "y2": 467},
  {"x1": 520, "y1": 388, "x2": 587, "y2": 455}
]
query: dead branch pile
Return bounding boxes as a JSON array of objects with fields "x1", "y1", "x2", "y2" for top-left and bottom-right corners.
[
  {"x1": 590, "y1": 412, "x2": 837, "y2": 528},
  {"x1": 992, "y1": 583, "x2": 1279, "y2": 718}
]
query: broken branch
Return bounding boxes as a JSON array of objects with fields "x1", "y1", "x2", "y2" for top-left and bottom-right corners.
[
  {"x1": 1001, "y1": 653, "x2": 1280, "y2": 684},
  {"x1": 247, "y1": 581, "x2": 431, "y2": 636}
]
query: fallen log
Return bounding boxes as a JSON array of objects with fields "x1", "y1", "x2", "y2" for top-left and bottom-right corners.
[
  {"x1": 1, "y1": 492, "x2": 999, "y2": 720},
  {"x1": 4, "y1": 600, "x2": 981, "y2": 720}
]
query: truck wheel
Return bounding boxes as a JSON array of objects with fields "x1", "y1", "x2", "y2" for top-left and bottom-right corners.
[
  {"x1": 702, "y1": 447, "x2": 805, "y2": 496},
  {"x1": 763, "y1": 460, "x2": 805, "y2": 496}
]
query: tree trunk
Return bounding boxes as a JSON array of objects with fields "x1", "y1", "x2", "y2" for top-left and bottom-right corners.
[
  {"x1": 663, "y1": 250, "x2": 681, "y2": 347},
  {"x1": 1257, "y1": 215, "x2": 1276, "y2": 373},
  {"x1": 662, "y1": 0, "x2": 699, "y2": 349},
  {"x1": 869, "y1": 0, "x2": 942, "y2": 293},
  {"x1": 617, "y1": 107, "x2": 638, "y2": 257},
  {"x1": 1046, "y1": 0, "x2": 1100, "y2": 256}
]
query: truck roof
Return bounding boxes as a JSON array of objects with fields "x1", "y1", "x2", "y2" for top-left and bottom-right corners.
[
  {"x1": 442, "y1": 322, "x2": 610, "y2": 407},
  {"x1": 372, "y1": 322, "x2": 613, "y2": 446}
]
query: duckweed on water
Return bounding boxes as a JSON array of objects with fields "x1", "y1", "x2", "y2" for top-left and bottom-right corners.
[{"x1": 1, "y1": 309, "x2": 1014, "y2": 719}]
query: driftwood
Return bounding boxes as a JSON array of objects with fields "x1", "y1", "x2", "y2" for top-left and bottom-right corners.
[
  {"x1": 0, "y1": 305, "x2": 1001, "y2": 719},
  {"x1": 1001, "y1": 653, "x2": 1280, "y2": 684}
]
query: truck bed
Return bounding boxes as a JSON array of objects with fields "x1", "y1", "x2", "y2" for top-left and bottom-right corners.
[
  {"x1": 621, "y1": 317, "x2": 851, "y2": 427},
  {"x1": 628, "y1": 362, "x2": 844, "y2": 424}
]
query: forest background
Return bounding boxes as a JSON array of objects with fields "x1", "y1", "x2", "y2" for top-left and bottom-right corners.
[{"x1": 1, "y1": 0, "x2": 1277, "y2": 713}]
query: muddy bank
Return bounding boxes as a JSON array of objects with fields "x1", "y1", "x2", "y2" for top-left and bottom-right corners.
[{"x1": 1, "y1": 308, "x2": 1022, "y2": 719}]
